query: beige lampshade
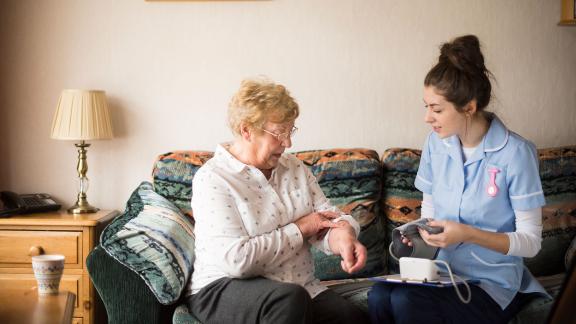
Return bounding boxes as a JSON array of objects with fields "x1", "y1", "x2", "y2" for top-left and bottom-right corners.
[{"x1": 50, "y1": 89, "x2": 114, "y2": 140}]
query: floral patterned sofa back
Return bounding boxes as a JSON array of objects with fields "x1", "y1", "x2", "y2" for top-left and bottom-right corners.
[{"x1": 152, "y1": 146, "x2": 576, "y2": 281}]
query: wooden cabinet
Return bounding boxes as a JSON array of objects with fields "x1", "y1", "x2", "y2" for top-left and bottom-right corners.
[
  {"x1": 0, "y1": 210, "x2": 118, "y2": 324},
  {"x1": 560, "y1": 0, "x2": 576, "y2": 25}
]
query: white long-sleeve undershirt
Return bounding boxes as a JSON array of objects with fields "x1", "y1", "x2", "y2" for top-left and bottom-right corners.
[{"x1": 421, "y1": 193, "x2": 542, "y2": 257}]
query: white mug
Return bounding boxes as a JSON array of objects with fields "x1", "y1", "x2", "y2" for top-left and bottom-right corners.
[{"x1": 31, "y1": 254, "x2": 65, "y2": 295}]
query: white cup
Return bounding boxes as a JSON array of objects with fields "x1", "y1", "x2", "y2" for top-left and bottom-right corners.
[{"x1": 31, "y1": 254, "x2": 65, "y2": 295}]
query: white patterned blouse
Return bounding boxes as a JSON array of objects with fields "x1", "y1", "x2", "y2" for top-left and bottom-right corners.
[{"x1": 187, "y1": 143, "x2": 360, "y2": 298}]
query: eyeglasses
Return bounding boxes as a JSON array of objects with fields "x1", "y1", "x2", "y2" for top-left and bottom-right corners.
[{"x1": 258, "y1": 126, "x2": 298, "y2": 142}]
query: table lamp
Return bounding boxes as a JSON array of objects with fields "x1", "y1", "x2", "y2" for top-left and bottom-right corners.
[{"x1": 50, "y1": 89, "x2": 114, "y2": 214}]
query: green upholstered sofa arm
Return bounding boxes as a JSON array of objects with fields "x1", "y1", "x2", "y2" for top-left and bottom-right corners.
[{"x1": 87, "y1": 246, "x2": 177, "y2": 324}]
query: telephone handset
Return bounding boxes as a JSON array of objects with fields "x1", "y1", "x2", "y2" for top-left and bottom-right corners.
[{"x1": 0, "y1": 191, "x2": 61, "y2": 217}]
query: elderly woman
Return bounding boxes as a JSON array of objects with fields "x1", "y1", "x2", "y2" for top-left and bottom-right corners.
[{"x1": 185, "y1": 79, "x2": 368, "y2": 324}]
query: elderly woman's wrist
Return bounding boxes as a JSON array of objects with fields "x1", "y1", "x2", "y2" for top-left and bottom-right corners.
[
  {"x1": 329, "y1": 225, "x2": 356, "y2": 248},
  {"x1": 335, "y1": 222, "x2": 355, "y2": 237}
]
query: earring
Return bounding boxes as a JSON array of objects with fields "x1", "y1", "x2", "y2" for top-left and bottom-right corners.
[{"x1": 464, "y1": 113, "x2": 470, "y2": 140}]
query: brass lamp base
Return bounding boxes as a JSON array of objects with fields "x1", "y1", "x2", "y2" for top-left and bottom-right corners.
[
  {"x1": 67, "y1": 192, "x2": 99, "y2": 214},
  {"x1": 67, "y1": 204, "x2": 99, "y2": 214},
  {"x1": 67, "y1": 141, "x2": 100, "y2": 214}
]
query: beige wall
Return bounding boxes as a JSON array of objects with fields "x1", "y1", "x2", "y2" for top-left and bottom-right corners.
[{"x1": 1, "y1": 0, "x2": 575, "y2": 210}]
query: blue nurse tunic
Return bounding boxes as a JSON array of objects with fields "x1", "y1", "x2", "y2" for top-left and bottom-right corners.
[{"x1": 415, "y1": 115, "x2": 549, "y2": 309}]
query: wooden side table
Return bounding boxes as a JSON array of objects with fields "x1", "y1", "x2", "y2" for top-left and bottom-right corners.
[
  {"x1": 0, "y1": 288, "x2": 75, "y2": 324},
  {"x1": 0, "y1": 210, "x2": 119, "y2": 324}
]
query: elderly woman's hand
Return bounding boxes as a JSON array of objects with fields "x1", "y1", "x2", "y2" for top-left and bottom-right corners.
[
  {"x1": 339, "y1": 239, "x2": 367, "y2": 274},
  {"x1": 294, "y1": 211, "x2": 344, "y2": 239},
  {"x1": 328, "y1": 223, "x2": 367, "y2": 274}
]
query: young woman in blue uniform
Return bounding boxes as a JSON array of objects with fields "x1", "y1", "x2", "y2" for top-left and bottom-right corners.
[{"x1": 368, "y1": 35, "x2": 549, "y2": 323}]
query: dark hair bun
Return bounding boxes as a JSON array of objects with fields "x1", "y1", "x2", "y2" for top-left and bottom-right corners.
[
  {"x1": 425, "y1": 34, "x2": 493, "y2": 111},
  {"x1": 439, "y1": 35, "x2": 486, "y2": 74}
]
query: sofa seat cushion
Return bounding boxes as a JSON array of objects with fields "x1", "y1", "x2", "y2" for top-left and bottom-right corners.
[
  {"x1": 525, "y1": 199, "x2": 576, "y2": 276},
  {"x1": 321, "y1": 278, "x2": 375, "y2": 312},
  {"x1": 173, "y1": 305, "x2": 202, "y2": 324},
  {"x1": 171, "y1": 279, "x2": 375, "y2": 324},
  {"x1": 172, "y1": 277, "x2": 556, "y2": 324},
  {"x1": 512, "y1": 272, "x2": 566, "y2": 324},
  {"x1": 508, "y1": 296, "x2": 554, "y2": 324},
  {"x1": 100, "y1": 181, "x2": 195, "y2": 304}
]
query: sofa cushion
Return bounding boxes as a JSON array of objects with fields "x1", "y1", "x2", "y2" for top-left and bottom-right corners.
[
  {"x1": 508, "y1": 296, "x2": 554, "y2": 324},
  {"x1": 171, "y1": 280, "x2": 375, "y2": 324},
  {"x1": 295, "y1": 149, "x2": 385, "y2": 280},
  {"x1": 380, "y1": 148, "x2": 423, "y2": 273},
  {"x1": 152, "y1": 151, "x2": 214, "y2": 219},
  {"x1": 525, "y1": 199, "x2": 576, "y2": 276},
  {"x1": 538, "y1": 146, "x2": 576, "y2": 203},
  {"x1": 173, "y1": 304, "x2": 202, "y2": 324},
  {"x1": 321, "y1": 279, "x2": 375, "y2": 312},
  {"x1": 525, "y1": 146, "x2": 576, "y2": 276},
  {"x1": 100, "y1": 181, "x2": 195, "y2": 305}
]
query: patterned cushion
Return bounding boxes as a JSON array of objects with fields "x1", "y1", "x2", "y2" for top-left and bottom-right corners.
[
  {"x1": 172, "y1": 305, "x2": 202, "y2": 324},
  {"x1": 295, "y1": 149, "x2": 385, "y2": 280},
  {"x1": 538, "y1": 146, "x2": 576, "y2": 203},
  {"x1": 380, "y1": 148, "x2": 423, "y2": 273},
  {"x1": 100, "y1": 181, "x2": 195, "y2": 305},
  {"x1": 152, "y1": 151, "x2": 214, "y2": 220},
  {"x1": 525, "y1": 147, "x2": 576, "y2": 276}
]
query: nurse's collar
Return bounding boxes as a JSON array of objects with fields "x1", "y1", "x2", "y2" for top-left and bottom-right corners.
[
  {"x1": 441, "y1": 115, "x2": 509, "y2": 153},
  {"x1": 483, "y1": 116, "x2": 509, "y2": 152}
]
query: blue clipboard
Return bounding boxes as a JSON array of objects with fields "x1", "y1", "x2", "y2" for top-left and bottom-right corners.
[{"x1": 369, "y1": 274, "x2": 480, "y2": 288}]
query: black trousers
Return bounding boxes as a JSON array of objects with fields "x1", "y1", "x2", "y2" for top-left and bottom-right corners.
[
  {"x1": 186, "y1": 277, "x2": 369, "y2": 324},
  {"x1": 367, "y1": 282, "x2": 535, "y2": 324}
]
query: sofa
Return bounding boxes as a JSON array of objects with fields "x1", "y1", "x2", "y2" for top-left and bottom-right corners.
[{"x1": 87, "y1": 146, "x2": 576, "y2": 324}]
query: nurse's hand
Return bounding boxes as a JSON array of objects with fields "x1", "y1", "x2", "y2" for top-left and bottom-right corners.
[{"x1": 418, "y1": 220, "x2": 471, "y2": 248}]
